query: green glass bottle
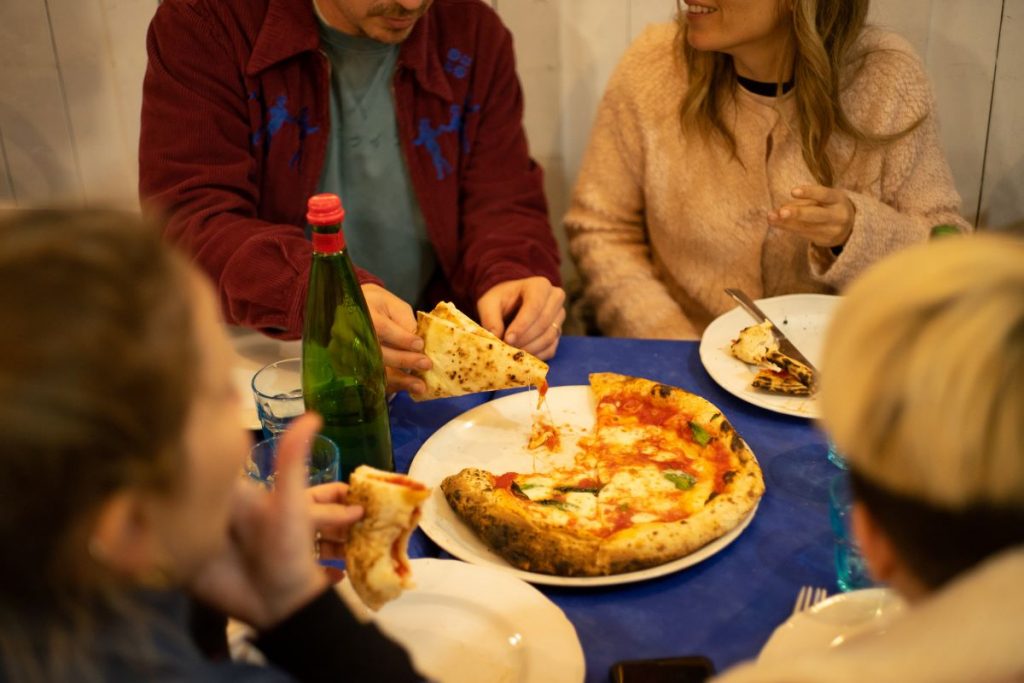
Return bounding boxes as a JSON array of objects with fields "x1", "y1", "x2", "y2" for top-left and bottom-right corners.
[{"x1": 302, "y1": 193, "x2": 394, "y2": 481}]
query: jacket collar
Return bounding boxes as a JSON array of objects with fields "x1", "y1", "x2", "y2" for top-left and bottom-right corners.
[{"x1": 247, "y1": 0, "x2": 454, "y2": 102}]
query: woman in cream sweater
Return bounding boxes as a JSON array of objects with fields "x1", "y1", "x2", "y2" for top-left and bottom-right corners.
[{"x1": 565, "y1": 0, "x2": 970, "y2": 339}]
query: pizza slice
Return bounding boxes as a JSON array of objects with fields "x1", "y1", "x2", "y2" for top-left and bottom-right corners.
[
  {"x1": 730, "y1": 322, "x2": 815, "y2": 396},
  {"x1": 345, "y1": 466, "x2": 430, "y2": 610},
  {"x1": 751, "y1": 367, "x2": 813, "y2": 396},
  {"x1": 730, "y1": 321, "x2": 778, "y2": 364},
  {"x1": 412, "y1": 301, "x2": 549, "y2": 401}
]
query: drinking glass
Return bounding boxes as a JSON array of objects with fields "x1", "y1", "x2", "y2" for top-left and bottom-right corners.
[
  {"x1": 251, "y1": 358, "x2": 304, "y2": 439},
  {"x1": 829, "y1": 474, "x2": 874, "y2": 592},
  {"x1": 246, "y1": 433, "x2": 340, "y2": 488},
  {"x1": 827, "y1": 439, "x2": 848, "y2": 470}
]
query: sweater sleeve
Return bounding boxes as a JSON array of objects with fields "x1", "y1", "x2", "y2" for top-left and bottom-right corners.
[
  {"x1": 809, "y1": 36, "x2": 972, "y2": 286},
  {"x1": 564, "y1": 29, "x2": 698, "y2": 340},
  {"x1": 452, "y1": 19, "x2": 562, "y2": 304},
  {"x1": 253, "y1": 587, "x2": 424, "y2": 683},
  {"x1": 139, "y1": 2, "x2": 383, "y2": 339}
]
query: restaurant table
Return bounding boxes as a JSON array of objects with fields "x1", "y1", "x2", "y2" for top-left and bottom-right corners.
[{"x1": 392, "y1": 335, "x2": 840, "y2": 682}]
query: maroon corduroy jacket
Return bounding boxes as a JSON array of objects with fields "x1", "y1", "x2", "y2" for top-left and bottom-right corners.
[{"x1": 140, "y1": 0, "x2": 560, "y2": 338}]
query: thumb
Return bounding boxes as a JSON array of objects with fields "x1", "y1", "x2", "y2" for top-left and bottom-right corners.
[
  {"x1": 273, "y1": 412, "x2": 323, "y2": 502},
  {"x1": 478, "y1": 293, "x2": 507, "y2": 340}
]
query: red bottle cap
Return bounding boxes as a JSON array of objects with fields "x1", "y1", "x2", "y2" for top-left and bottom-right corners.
[{"x1": 307, "y1": 193, "x2": 346, "y2": 226}]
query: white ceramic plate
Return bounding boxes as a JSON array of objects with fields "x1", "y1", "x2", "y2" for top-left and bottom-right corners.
[
  {"x1": 758, "y1": 588, "x2": 906, "y2": 663},
  {"x1": 699, "y1": 294, "x2": 840, "y2": 419},
  {"x1": 408, "y1": 386, "x2": 758, "y2": 587},
  {"x1": 337, "y1": 559, "x2": 585, "y2": 683},
  {"x1": 230, "y1": 559, "x2": 585, "y2": 683}
]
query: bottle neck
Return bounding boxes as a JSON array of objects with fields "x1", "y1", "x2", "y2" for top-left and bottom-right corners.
[{"x1": 311, "y1": 228, "x2": 346, "y2": 254}]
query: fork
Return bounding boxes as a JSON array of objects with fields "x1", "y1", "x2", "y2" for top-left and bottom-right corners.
[{"x1": 792, "y1": 585, "x2": 828, "y2": 615}]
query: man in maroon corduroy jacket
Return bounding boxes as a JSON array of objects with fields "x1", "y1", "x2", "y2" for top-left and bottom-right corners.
[{"x1": 140, "y1": 0, "x2": 564, "y2": 394}]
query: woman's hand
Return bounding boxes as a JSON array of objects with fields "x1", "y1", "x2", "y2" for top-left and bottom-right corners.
[
  {"x1": 477, "y1": 277, "x2": 566, "y2": 360},
  {"x1": 306, "y1": 481, "x2": 363, "y2": 583},
  {"x1": 361, "y1": 284, "x2": 430, "y2": 396},
  {"x1": 768, "y1": 186, "x2": 856, "y2": 249},
  {"x1": 187, "y1": 414, "x2": 328, "y2": 631}
]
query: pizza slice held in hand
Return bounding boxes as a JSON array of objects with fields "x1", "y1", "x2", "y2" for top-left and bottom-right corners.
[
  {"x1": 412, "y1": 301, "x2": 549, "y2": 401},
  {"x1": 346, "y1": 466, "x2": 430, "y2": 610}
]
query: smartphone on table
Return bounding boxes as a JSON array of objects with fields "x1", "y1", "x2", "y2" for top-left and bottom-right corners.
[{"x1": 609, "y1": 656, "x2": 715, "y2": 683}]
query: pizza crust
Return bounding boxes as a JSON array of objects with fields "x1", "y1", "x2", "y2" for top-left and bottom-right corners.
[
  {"x1": 346, "y1": 466, "x2": 430, "y2": 609},
  {"x1": 412, "y1": 302, "x2": 548, "y2": 401},
  {"x1": 442, "y1": 468, "x2": 603, "y2": 576}
]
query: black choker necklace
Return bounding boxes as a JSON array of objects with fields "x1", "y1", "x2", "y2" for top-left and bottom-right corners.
[{"x1": 736, "y1": 75, "x2": 794, "y2": 97}]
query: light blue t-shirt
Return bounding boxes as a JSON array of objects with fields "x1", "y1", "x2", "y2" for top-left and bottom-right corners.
[{"x1": 316, "y1": 17, "x2": 436, "y2": 306}]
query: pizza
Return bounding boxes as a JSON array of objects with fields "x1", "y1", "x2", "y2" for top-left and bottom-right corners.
[
  {"x1": 345, "y1": 466, "x2": 430, "y2": 609},
  {"x1": 412, "y1": 301, "x2": 548, "y2": 401},
  {"x1": 731, "y1": 322, "x2": 815, "y2": 396},
  {"x1": 440, "y1": 373, "x2": 764, "y2": 576}
]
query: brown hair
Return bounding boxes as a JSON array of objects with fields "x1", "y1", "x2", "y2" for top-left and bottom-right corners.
[
  {"x1": 674, "y1": 0, "x2": 922, "y2": 186},
  {"x1": 0, "y1": 209, "x2": 199, "y2": 680}
]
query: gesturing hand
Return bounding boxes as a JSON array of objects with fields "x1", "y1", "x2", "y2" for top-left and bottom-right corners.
[
  {"x1": 187, "y1": 414, "x2": 328, "y2": 631},
  {"x1": 361, "y1": 283, "x2": 430, "y2": 396},
  {"x1": 477, "y1": 277, "x2": 566, "y2": 360},
  {"x1": 768, "y1": 185, "x2": 856, "y2": 249}
]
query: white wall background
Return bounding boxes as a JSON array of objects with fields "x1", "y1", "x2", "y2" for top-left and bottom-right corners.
[{"x1": 2, "y1": 0, "x2": 1021, "y2": 246}]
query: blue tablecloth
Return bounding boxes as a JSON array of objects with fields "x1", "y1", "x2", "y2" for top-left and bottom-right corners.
[{"x1": 390, "y1": 336, "x2": 839, "y2": 682}]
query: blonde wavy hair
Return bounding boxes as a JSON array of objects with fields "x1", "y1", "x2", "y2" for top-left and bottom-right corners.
[
  {"x1": 820, "y1": 235, "x2": 1024, "y2": 511},
  {"x1": 675, "y1": 0, "x2": 921, "y2": 186}
]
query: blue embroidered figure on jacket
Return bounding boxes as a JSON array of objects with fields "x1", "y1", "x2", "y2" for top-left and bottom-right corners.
[
  {"x1": 414, "y1": 105, "x2": 460, "y2": 180},
  {"x1": 251, "y1": 95, "x2": 320, "y2": 158},
  {"x1": 444, "y1": 48, "x2": 473, "y2": 79}
]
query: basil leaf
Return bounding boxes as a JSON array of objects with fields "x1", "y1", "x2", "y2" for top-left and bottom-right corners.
[
  {"x1": 518, "y1": 483, "x2": 539, "y2": 490},
  {"x1": 509, "y1": 482, "x2": 530, "y2": 500},
  {"x1": 689, "y1": 421, "x2": 711, "y2": 446},
  {"x1": 555, "y1": 485, "x2": 602, "y2": 494},
  {"x1": 665, "y1": 471, "x2": 696, "y2": 490},
  {"x1": 538, "y1": 499, "x2": 573, "y2": 511}
]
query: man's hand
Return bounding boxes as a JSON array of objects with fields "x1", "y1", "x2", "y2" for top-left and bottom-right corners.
[
  {"x1": 361, "y1": 284, "x2": 430, "y2": 395},
  {"x1": 477, "y1": 277, "x2": 566, "y2": 360},
  {"x1": 768, "y1": 185, "x2": 855, "y2": 248}
]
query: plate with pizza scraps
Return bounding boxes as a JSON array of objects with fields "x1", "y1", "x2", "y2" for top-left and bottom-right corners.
[
  {"x1": 700, "y1": 293, "x2": 840, "y2": 419},
  {"x1": 409, "y1": 385, "x2": 759, "y2": 587},
  {"x1": 231, "y1": 558, "x2": 585, "y2": 683}
]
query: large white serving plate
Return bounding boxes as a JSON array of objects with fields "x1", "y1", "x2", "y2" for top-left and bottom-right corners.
[
  {"x1": 699, "y1": 293, "x2": 840, "y2": 419},
  {"x1": 408, "y1": 385, "x2": 757, "y2": 587}
]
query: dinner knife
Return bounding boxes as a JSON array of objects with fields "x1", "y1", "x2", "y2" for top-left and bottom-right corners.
[{"x1": 723, "y1": 288, "x2": 819, "y2": 377}]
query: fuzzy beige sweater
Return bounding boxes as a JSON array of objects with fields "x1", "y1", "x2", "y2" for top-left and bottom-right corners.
[{"x1": 565, "y1": 24, "x2": 970, "y2": 340}]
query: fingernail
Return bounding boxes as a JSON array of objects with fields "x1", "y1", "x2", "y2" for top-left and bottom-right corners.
[
  {"x1": 792, "y1": 187, "x2": 804, "y2": 197},
  {"x1": 780, "y1": 209, "x2": 791, "y2": 218},
  {"x1": 505, "y1": 332, "x2": 517, "y2": 345},
  {"x1": 416, "y1": 358, "x2": 431, "y2": 370},
  {"x1": 411, "y1": 338, "x2": 424, "y2": 351}
]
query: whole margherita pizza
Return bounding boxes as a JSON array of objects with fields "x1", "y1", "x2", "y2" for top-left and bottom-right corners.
[{"x1": 441, "y1": 373, "x2": 764, "y2": 576}]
